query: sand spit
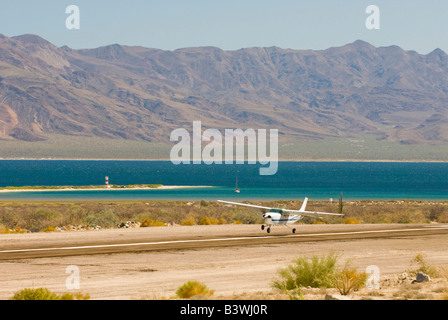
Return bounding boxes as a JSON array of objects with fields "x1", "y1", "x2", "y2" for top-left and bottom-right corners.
[{"x1": 0, "y1": 185, "x2": 212, "y2": 193}]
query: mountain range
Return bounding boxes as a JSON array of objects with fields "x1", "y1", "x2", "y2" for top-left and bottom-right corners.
[{"x1": 1, "y1": 33, "x2": 448, "y2": 152}]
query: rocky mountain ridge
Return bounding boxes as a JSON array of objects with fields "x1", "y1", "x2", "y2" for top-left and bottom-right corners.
[{"x1": 1, "y1": 34, "x2": 448, "y2": 146}]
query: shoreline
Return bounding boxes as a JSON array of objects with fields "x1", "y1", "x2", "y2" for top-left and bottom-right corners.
[
  {"x1": 0, "y1": 158, "x2": 447, "y2": 163},
  {"x1": 0, "y1": 185, "x2": 213, "y2": 193}
]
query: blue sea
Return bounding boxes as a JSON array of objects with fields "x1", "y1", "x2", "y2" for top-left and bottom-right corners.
[{"x1": 0, "y1": 160, "x2": 447, "y2": 201}]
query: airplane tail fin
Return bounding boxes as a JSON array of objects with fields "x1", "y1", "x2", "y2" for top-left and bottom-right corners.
[{"x1": 299, "y1": 197, "x2": 308, "y2": 212}]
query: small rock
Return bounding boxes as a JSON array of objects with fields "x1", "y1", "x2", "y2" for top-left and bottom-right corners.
[
  {"x1": 399, "y1": 272, "x2": 408, "y2": 281},
  {"x1": 119, "y1": 221, "x2": 140, "y2": 228},
  {"x1": 119, "y1": 222, "x2": 129, "y2": 228},
  {"x1": 413, "y1": 272, "x2": 431, "y2": 283}
]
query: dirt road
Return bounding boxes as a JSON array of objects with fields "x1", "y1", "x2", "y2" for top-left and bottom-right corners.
[{"x1": 1, "y1": 224, "x2": 448, "y2": 299}]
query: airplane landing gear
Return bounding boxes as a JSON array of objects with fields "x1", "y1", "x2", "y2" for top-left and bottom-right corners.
[
  {"x1": 261, "y1": 225, "x2": 295, "y2": 234},
  {"x1": 261, "y1": 225, "x2": 271, "y2": 233},
  {"x1": 262, "y1": 225, "x2": 271, "y2": 234}
]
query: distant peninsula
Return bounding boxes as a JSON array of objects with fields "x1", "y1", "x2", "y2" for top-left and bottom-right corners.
[{"x1": 0, "y1": 185, "x2": 211, "y2": 193}]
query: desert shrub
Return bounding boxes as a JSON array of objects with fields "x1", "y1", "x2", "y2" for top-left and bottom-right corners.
[
  {"x1": 10, "y1": 288, "x2": 60, "y2": 300},
  {"x1": 0, "y1": 225, "x2": 8, "y2": 234},
  {"x1": 408, "y1": 253, "x2": 439, "y2": 278},
  {"x1": 330, "y1": 261, "x2": 367, "y2": 295},
  {"x1": 176, "y1": 281, "x2": 214, "y2": 299},
  {"x1": 62, "y1": 205, "x2": 89, "y2": 226},
  {"x1": 231, "y1": 209, "x2": 262, "y2": 224},
  {"x1": 83, "y1": 209, "x2": 119, "y2": 228},
  {"x1": 180, "y1": 218, "x2": 196, "y2": 226},
  {"x1": 3, "y1": 199, "x2": 447, "y2": 233},
  {"x1": 19, "y1": 208, "x2": 62, "y2": 232},
  {"x1": 10, "y1": 288, "x2": 90, "y2": 300},
  {"x1": 200, "y1": 199, "x2": 210, "y2": 207},
  {"x1": 59, "y1": 292, "x2": 91, "y2": 300},
  {"x1": 435, "y1": 212, "x2": 448, "y2": 223},
  {"x1": 0, "y1": 208, "x2": 20, "y2": 229},
  {"x1": 439, "y1": 266, "x2": 448, "y2": 282},
  {"x1": 0, "y1": 226, "x2": 27, "y2": 234},
  {"x1": 273, "y1": 253, "x2": 367, "y2": 296},
  {"x1": 138, "y1": 209, "x2": 167, "y2": 223},
  {"x1": 273, "y1": 253, "x2": 339, "y2": 290},
  {"x1": 426, "y1": 206, "x2": 447, "y2": 222},
  {"x1": 43, "y1": 226, "x2": 58, "y2": 232},
  {"x1": 199, "y1": 217, "x2": 220, "y2": 225},
  {"x1": 397, "y1": 215, "x2": 412, "y2": 224},
  {"x1": 140, "y1": 218, "x2": 166, "y2": 227},
  {"x1": 343, "y1": 218, "x2": 360, "y2": 224}
]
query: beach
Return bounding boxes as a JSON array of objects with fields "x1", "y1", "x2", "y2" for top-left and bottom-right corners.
[{"x1": 0, "y1": 185, "x2": 212, "y2": 193}]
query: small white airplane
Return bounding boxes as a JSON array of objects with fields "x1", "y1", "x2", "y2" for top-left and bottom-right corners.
[{"x1": 218, "y1": 197, "x2": 343, "y2": 234}]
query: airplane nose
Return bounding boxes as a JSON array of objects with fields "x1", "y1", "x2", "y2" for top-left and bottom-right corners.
[{"x1": 263, "y1": 215, "x2": 272, "y2": 224}]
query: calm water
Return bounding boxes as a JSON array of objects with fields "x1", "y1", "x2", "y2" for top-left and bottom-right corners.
[{"x1": 0, "y1": 160, "x2": 447, "y2": 201}]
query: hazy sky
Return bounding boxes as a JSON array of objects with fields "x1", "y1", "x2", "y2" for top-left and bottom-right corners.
[{"x1": 0, "y1": 0, "x2": 446, "y2": 54}]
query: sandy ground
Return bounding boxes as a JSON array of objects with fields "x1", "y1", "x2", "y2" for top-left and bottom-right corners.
[{"x1": 1, "y1": 224, "x2": 448, "y2": 300}]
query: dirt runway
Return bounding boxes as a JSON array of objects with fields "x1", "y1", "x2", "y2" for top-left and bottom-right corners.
[{"x1": 1, "y1": 223, "x2": 448, "y2": 299}]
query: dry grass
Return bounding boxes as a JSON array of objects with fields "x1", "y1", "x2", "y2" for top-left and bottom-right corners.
[
  {"x1": 176, "y1": 281, "x2": 215, "y2": 299},
  {"x1": 0, "y1": 199, "x2": 447, "y2": 233},
  {"x1": 272, "y1": 253, "x2": 368, "y2": 297},
  {"x1": 10, "y1": 288, "x2": 90, "y2": 300}
]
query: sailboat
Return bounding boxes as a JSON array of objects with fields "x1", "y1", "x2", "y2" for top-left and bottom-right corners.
[{"x1": 235, "y1": 177, "x2": 240, "y2": 193}]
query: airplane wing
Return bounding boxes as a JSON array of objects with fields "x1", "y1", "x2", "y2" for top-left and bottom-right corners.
[
  {"x1": 218, "y1": 198, "x2": 343, "y2": 219},
  {"x1": 217, "y1": 200, "x2": 272, "y2": 213},
  {"x1": 282, "y1": 208, "x2": 344, "y2": 218},
  {"x1": 283, "y1": 197, "x2": 343, "y2": 217}
]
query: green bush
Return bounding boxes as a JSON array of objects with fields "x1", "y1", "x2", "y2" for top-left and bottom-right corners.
[
  {"x1": 200, "y1": 199, "x2": 210, "y2": 207},
  {"x1": 83, "y1": 209, "x2": 119, "y2": 228},
  {"x1": 231, "y1": 209, "x2": 262, "y2": 224},
  {"x1": 10, "y1": 288, "x2": 90, "y2": 300},
  {"x1": 331, "y1": 261, "x2": 367, "y2": 295},
  {"x1": 0, "y1": 208, "x2": 19, "y2": 229},
  {"x1": 273, "y1": 253, "x2": 339, "y2": 290},
  {"x1": 273, "y1": 253, "x2": 369, "y2": 296},
  {"x1": 20, "y1": 208, "x2": 62, "y2": 232},
  {"x1": 176, "y1": 281, "x2": 214, "y2": 299}
]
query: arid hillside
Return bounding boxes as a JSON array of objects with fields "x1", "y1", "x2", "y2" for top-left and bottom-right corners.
[{"x1": 1, "y1": 34, "x2": 448, "y2": 151}]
